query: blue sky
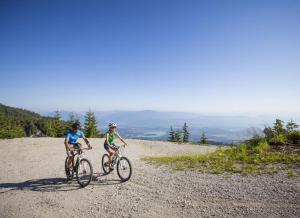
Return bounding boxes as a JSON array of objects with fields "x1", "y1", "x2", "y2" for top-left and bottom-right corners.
[{"x1": 0, "y1": 0, "x2": 299, "y2": 115}]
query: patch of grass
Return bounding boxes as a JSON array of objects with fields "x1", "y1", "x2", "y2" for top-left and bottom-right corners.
[{"x1": 142, "y1": 141, "x2": 300, "y2": 176}]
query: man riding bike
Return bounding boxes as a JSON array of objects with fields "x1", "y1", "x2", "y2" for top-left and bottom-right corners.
[
  {"x1": 65, "y1": 123, "x2": 91, "y2": 178},
  {"x1": 104, "y1": 122, "x2": 127, "y2": 170}
]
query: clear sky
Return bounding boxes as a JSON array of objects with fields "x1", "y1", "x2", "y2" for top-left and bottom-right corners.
[{"x1": 0, "y1": 0, "x2": 299, "y2": 115}]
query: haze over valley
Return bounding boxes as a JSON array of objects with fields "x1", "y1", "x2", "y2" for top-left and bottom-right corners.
[{"x1": 44, "y1": 110, "x2": 299, "y2": 144}]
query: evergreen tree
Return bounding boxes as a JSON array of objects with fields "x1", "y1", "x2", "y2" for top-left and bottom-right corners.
[
  {"x1": 286, "y1": 120, "x2": 298, "y2": 133},
  {"x1": 175, "y1": 130, "x2": 181, "y2": 143},
  {"x1": 200, "y1": 131, "x2": 208, "y2": 144},
  {"x1": 182, "y1": 122, "x2": 189, "y2": 143},
  {"x1": 273, "y1": 119, "x2": 285, "y2": 134},
  {"x1": 168, "y1": 126, "x2": 175, "y2": 142},
  {"x1": 52, "y1": 110, "x2": 65, "y2": 137},
  {"x1": 36, "y1": 119, "x2": 48, "y2": 136},
  {"x1": 24, "y1": 120, "x2": 37, "y2": 136},
  {"x1": 84, "y1": 110, "x2": 100, "y2": 137},
  {"x1": 0, "y1": 114, "x2": 25, "y2": 138},
  {"x1": 47, "y1": 120, "x2": 56, "y2": 137}
]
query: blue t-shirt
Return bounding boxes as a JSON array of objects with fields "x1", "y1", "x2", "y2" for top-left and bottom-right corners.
[{"x1": 66, "y1": 130, "x2": 85, "y2": 144}]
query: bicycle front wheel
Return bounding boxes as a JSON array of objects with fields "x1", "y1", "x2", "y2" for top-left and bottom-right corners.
[
  {"x1": 76, "y1": 158, "x2": 93, "y2": 187},
  {"x1": 117, "y1": 157, "x2": 132, "y2": 182}
]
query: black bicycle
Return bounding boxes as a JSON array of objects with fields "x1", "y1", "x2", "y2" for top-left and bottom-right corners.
[
  {"x1": 65, "y1": 144, "x2": 93, "y2": 188},
  {"x1": 102, "y1": 144, "x2": 132, "y2": 182}
]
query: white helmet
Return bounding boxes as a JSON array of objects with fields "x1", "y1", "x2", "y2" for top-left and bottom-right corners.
[{"x1": 109, "y1": 122, "x2": 117, "y2": 128}]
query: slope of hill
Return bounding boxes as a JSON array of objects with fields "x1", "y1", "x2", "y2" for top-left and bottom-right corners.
[
  {"x1": 0, "y1": 103, "x2": 43, "y2": 121},
  {"x1": 0, "y1": 103, "x2": 65, "y2": 138}
]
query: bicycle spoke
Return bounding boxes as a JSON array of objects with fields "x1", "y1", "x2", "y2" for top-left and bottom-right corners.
[
  {"x1": 117, "y1": 157, "x2": 132, "y2": 181},
  {"x1": 76, "y1": 159, "x2": 93, "y2": 187}
]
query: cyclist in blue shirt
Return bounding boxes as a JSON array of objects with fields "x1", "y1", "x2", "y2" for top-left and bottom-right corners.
[{"x1": 64, "y1": 123, "x2": 91, "y2": 177}]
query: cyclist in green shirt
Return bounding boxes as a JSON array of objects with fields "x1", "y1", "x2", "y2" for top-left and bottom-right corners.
[{"x1": 104, "y1": 122, "x2": 127, "y2": 170}]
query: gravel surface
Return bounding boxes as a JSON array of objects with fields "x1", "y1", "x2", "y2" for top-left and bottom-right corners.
[{"x1": 0, "y1": 138, "x2": 299, "y2": 218}]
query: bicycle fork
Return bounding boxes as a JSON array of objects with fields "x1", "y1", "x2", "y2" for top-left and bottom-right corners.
[{"x1": 77, "y1": 156, "x2": 87, "y2": 174}]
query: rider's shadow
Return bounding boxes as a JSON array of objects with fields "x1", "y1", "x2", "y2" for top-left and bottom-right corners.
[
  {"x1": 92, "y1": 172, "x2": 123, "y2": 186},
  {"x1": 0, "y1": 173, "x2": 125, "y2": 193},
  {"x1": 0, "y1": 177, "x2": 80, "y2": 193}
]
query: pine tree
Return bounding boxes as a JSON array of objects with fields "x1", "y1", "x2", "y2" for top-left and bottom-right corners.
[
  {"x1": 52, "y1": 110, "x2": 65, "y2": 137},
  {"x1": 0, "y1": 114, "x2": 25, "y2": 138},
  {"x1": 175, "y1": 130, "x2": 181, "y2": 143},
  {"x1": 286, "y1": 120, "x2": 298, "y2": 133},
  {"x1": 24, "y1": 120, "x2": 37, "y2": 136},
  {"x1": 273, "y1": 119, "x2": 285, "y2": 134},
  {"x1": 47, "y1": 120, "x2": 56, "y2": 137},
  {"x1": 200, "y1": 131, "x2": 208, "y2": 144},
  {"x1": 84, "y1": 110, "x2": 100, "y2": 138},
  {"x1": 182, "y1": 122, "x2": 189, "y2": 143},
  {"x1": 168, "y1": 126, "x2": 175, "y2": 142}
]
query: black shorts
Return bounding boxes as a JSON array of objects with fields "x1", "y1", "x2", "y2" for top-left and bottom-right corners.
[
  {"x1": 104, "y1": 143, "x2": 116, "y2": 151},
  {"x1": 66, "y1": 143, "x2": 81, "y2": 157}
]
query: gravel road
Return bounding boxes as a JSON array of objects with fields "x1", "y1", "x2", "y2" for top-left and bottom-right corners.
[{"x1": 0, "y1": 138, "x2": 299, "y2": 218}]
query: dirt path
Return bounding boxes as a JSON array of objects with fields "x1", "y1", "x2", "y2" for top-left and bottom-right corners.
[{"x1": 0, "y1": 138, "x2": 299, "y2": 218}]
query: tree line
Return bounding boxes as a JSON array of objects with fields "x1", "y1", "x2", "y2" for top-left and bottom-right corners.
[
  {"x1": 250, "y1": 119, "x2": 300, "y2": 146},
  {"x1": 0, "y1": 103, "x2": 103, "y2": 139},
  {"x1": 168, "y1": 119, "x2": 300, "y2": 146},
  {"x1": 167, "y1": 122, "x2": 208, "y2": 144}
]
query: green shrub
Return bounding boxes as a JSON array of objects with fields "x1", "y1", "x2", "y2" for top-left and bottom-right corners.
[
  {"x1": 246, "y1": 135, "x2": 265, "y2": 147},
  {"x1": 287, "y1": 130, "x2": 300, "y2": 144},
  {"x1": 251, "y1": 140, "x2": 269, "y2": 155},
  {"x1": 269, "y1": 133, "x2": 287, "y2": 145},
  {"x1": 142, "y1": 140, "x2": 300, "y2": 176}
]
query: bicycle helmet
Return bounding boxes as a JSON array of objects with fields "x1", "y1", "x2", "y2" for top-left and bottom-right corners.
[
  {"x1": 109, "y1": 122, "x2": 117, "y2": 128},
  {"x1": 72, "y1": 123, "x2": 81, "y2": 130}
]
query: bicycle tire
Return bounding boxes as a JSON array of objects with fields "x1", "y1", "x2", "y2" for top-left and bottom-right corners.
[
  {"x1": 76, "y1": 158, "x2": 93, "y2": 188},
  {"x1": 102, "y1": 154, "x2": 111, "y2": 174},
  {"x1": 65, "y1": 156, "x2": 74, "y2": 179},
  {"x1": 117, "y1": 157, "x2": 132, "y2": 182}
]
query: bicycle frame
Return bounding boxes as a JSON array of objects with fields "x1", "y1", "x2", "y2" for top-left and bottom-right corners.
[
  {"x1": 70, "y1": 148, "x2": 89, "y2": 170},
  {"x1": 111, "y1": 145, "x2": 124, "y2": 164}
]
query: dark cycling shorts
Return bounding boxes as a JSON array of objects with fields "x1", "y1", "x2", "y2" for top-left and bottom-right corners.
[
  {"x1": 104, "y1": 143, "x2": 116, "y2": 151},
  {"x1": 66, "y1": 143, "x2": 81, "y2": 157}
]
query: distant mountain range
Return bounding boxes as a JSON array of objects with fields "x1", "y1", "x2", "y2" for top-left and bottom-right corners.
[
  {"x1": 2, "y1": 102, "x2": 298, "y2": 143},
  {"x1": 43, "y1": 110, "x2": 299, "y2": 144}
]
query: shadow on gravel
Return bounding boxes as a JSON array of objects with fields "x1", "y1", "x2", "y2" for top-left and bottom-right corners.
[
  {"x1": 92, "y1": 173, "x2": 123, "y2": 186},
  {"x1": 0, "y1": 174, "x2": 125, "y2": 194},
  {"x1": 0, "y1": 177, "x2": 80, "y2": 193}
]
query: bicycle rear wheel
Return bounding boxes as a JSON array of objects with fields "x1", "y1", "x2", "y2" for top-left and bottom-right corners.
[
  {"x1": 102, "y1": 154, "x2": 111, "y2": 174},
  {"x1": 65, "y1": 156, "x2": 74, "y2": 180},
  {"x1": 76, "y1": 158, "x2": 93, "y2": 187},
  {"x1": 117, "y1": 157, "x2": 132, "y2": 182}
]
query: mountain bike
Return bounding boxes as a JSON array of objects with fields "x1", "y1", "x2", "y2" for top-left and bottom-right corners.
[
  {"x1": 65, "y1": 144, "x2": 93, "y2": 188},
  {"x1": 102, "y1": 144, "x2": 132, "y2": 182}
]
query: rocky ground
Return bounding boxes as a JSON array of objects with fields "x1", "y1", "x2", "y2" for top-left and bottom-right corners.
[{"x1": 0, "y1": 138, "x2": 299, "y2": 218}]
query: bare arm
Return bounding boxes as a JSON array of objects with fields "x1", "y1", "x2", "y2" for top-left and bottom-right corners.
[
  {"x1": 105, "y1": 133, "x2": 110, "y2": 145},
  {"x1": 64, "y1": 138, "x2": 71, "y2": 150},
  {"x1": 82, "y1": 136, "x2": 91, "y2": 148},
  {"x1": 116, "y1": 132, "x2": 127, "y2": 146}
]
